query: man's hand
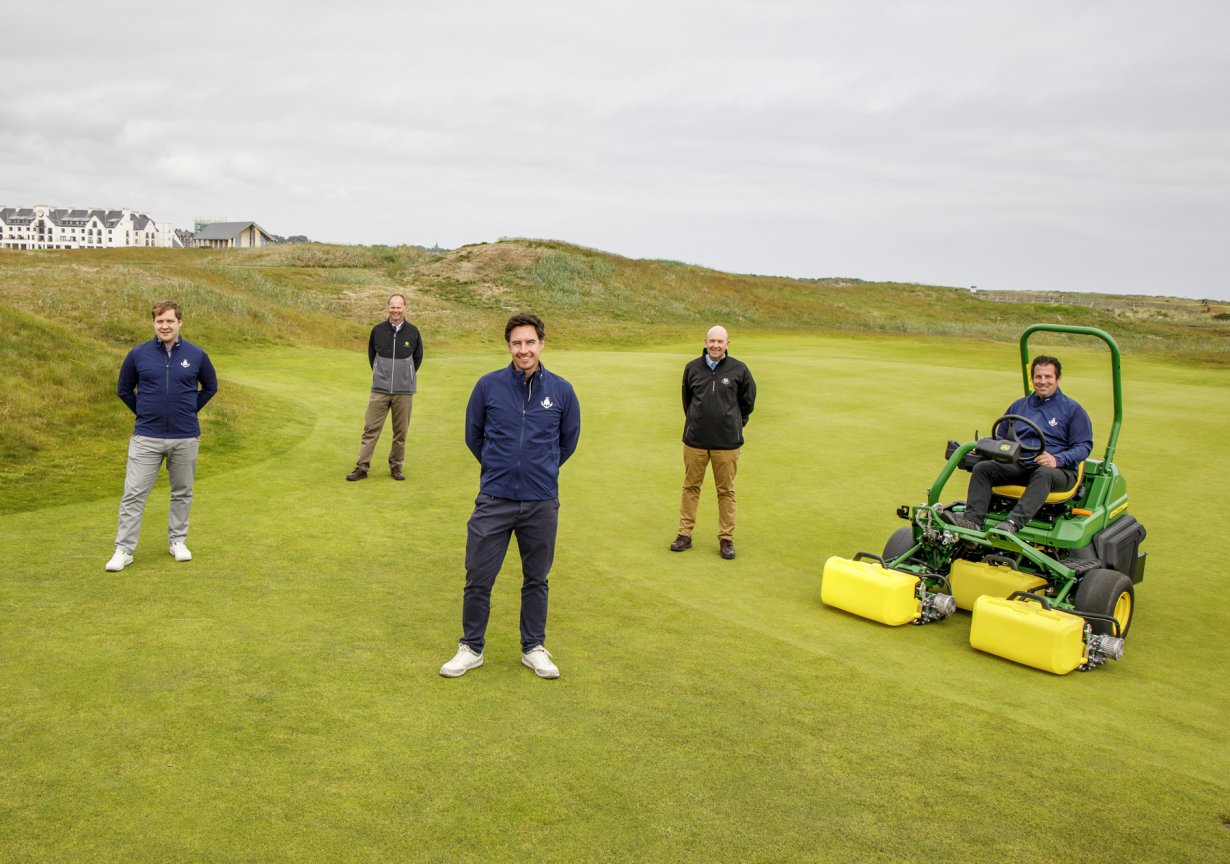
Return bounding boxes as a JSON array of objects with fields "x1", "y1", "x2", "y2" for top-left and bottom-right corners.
[{"x1": 1035, "y1": 451, "x2": 1058, "y2": 468}]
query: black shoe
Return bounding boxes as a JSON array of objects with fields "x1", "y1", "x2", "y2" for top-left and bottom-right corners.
[
  {"x1": 346, "y1": 467, "x2": 368, "y2": 481},
  {"x1": 670, "y1": 534, "x2": 692, "y2": 552},
  {"x1": 952, "y1": 516, "x2": 982, "y2": 531},
  {"x1": 390, "y1": 466, "x2": 405, "y2": 481},
  {"x1": 994, "y1": 520, "x2": 1019, "y2": 535},
  {"x1": 720, "y1": 539, "x2": 736, "y2": 560}
]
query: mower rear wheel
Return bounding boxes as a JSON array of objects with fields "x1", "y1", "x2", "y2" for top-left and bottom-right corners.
[
  {"x1": 883, "y1": 527, "x2": 917, "y2": 566},
  {"x1": 1075, "y1": 568, "x2": 1134, "y2": 637}
]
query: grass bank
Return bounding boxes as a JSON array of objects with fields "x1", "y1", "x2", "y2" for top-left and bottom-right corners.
[{"x1": 3, "y1": 241, "x2": 1228, "y2": 515}]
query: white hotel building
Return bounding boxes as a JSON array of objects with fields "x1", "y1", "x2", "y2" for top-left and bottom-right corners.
[{"x1": 0, "y1": 205, "x2": 183, "y2": 250}]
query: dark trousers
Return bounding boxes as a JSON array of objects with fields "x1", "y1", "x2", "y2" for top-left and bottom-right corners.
[
  {"x1": 965, "y1": 461, "x2": 1077, "y2": 527},
  {"x1": 461, "y1": 494, "x2": 560, "y2": 653}
]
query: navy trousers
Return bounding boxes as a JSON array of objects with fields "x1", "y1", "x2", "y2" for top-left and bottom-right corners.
[
  {"x1": 965, "y1": 461, "x2": 1077, "y2": 527},
  {"x1": 461, "y1": 494, "x2": 560, "y2": 653}
]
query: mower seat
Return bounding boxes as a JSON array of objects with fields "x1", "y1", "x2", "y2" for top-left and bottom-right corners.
[{"x1": 993, "y1": 462, "x2": 1085, "y2": 505}]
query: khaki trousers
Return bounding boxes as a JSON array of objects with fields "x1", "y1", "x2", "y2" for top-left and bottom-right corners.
[
  {"x1": 355, "y1": 392, "x2": 413, "y2": 470},
  {"x1": 678, "y1": 443, "x2": 740, "y2": 541}
]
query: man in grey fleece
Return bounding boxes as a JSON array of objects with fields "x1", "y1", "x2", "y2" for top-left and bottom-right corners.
[{"x1": 346, "y1": 293, "x2": 424, "y2": 481}]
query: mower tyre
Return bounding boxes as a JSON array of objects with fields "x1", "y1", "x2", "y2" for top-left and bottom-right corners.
[
  {"x1": 1075, "y1": 567, "x2": 1134, "y2": 637},
  {"x1": 882, "y1": 527, "x2": 917, "y2": 566}
]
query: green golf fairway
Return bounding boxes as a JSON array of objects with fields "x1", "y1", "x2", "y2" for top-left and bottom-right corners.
[{"x1": 1, "y1": 334, "x2": 1227, "y2": 863}]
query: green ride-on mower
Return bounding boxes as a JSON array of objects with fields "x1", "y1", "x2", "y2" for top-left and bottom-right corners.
[{"x1": 821, "y1": 324, "x2": 1147, "y2": 674}]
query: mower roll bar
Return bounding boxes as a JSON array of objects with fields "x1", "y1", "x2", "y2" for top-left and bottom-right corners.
[{"x1": 1019, "y1": 324, "x2": 1122, "y2": 466}]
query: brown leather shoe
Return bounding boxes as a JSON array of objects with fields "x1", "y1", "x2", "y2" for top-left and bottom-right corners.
[
  {"x1": 669, "y1": 534, "x2": 692, "y2": 552},
  {"x1": 390, "y1": 466, "x2": 405, "y2": 481},
  {"x1": 720, "y1": 539, "x2": 736, "y2": 560},
  {"x1": 346, "y1": 467, "x2": 368, "y2": 481}
]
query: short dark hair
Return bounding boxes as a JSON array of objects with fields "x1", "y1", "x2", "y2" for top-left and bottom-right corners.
[
  {"x1": 1031, "y1": 355, "x2": 1062, "y2": 378},
  {"x1": 505, "y1": 313, "x2": 545, "y2": 342},
  {"x1": 151, "y1": 300, "x2": 182, "y2": 320}
]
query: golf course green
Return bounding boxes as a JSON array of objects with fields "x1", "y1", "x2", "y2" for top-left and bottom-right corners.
[{"x1": 2, "y1": 326, "x2": 1228, "y2": 862}]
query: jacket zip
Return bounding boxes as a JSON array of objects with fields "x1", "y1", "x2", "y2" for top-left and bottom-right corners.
[
  {"x1": 515, "y1": 373, "x2": 533, "y2": 498},
  {"x1": 163, "y1": 342, "x2": 173, "y2": 435},
  {"x1": 386, "y1": 321, "x2": 400, "y2": 394}
]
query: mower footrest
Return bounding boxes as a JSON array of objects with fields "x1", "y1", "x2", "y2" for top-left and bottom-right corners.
[
  {"x1": 970, "y1": 596, "x2": 1087, "y2": 675},
  {"x1": 821, "y1": 556, "x2": 921, "y2": 626}
]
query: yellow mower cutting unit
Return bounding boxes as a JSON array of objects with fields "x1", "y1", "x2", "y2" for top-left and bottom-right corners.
[
  {"x1": 821, "y1": 324, "x2": 1146, "y2": 674},
  {"x1": 820, "y1": 554, "x2": 955, "y2": 626}
]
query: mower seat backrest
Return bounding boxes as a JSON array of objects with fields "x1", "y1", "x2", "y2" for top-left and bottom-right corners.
[{"x1": 993, "y1": 462, "x2": 1085, "y2": 505}]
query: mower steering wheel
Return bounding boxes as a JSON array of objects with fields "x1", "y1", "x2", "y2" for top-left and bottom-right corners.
[{"x1": 991, "y1": 413, "x2": 1046, "y2": 460}]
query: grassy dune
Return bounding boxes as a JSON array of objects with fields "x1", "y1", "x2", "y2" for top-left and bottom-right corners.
[
  {"x1": 2, "y1": 241, "x2": 1227, "y2": 514},
  {"x1": 2, "y1": 245, "x2": 1229, "y2": 861}
]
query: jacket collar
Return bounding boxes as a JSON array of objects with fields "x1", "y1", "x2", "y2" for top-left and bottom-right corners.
[
  {"x1": 1028, "y1": 386, "x2": 1064, "y2": 407},
  {"x1": 506, "y1": 361, "x2": 546, "y2": 384}
]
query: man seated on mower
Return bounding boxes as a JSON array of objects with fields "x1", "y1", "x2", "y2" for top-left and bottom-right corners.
[{"x1": 952, "y1": 355, "x2": 1093, "y2": 535}]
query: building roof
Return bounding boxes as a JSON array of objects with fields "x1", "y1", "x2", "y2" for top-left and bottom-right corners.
[{"x1": 195, "y1": 221, "x2": 271, "y2": 240}]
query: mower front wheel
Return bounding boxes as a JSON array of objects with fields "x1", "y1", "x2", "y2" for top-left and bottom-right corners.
[
  {"x1": 883, "y1": 527, "x2": 917, "y2": 566},
  {"x1": 1075, "y1": 568, "x2": 1134, "y2": 637}
]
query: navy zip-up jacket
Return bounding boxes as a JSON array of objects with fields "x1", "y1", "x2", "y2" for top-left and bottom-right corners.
[
  {"x1": 465, "y1": 362, "x2": 581, "y2": 501},
  {"x1": 1000, "y1": 386, "x2": 1092, "y2": 469},
  {"x1": 117, "y1": 337, "x2": 218, "y2": 438}
]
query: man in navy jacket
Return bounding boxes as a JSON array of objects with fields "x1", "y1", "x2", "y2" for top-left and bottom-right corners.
[
  {"x1": 440, "y1": 313, "x2": 581, "y2": 680},
  {"x1": 105, "y1": 300, "x2": 218, "y2": 571},
  {"x1": 954, "y1": 355, "x2": 1092, "y2": 534}
]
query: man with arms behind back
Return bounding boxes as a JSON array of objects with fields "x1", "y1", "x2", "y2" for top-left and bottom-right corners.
[
  {"x1": 346, "y1": 293, "x2": 424, "y2": 482},
  {"x1": 105, "y1": 300, "x2": 218, "y2": 571}
]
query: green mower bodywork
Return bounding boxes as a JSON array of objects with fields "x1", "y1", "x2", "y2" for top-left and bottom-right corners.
[{"x1": 821, "y1": 324, "x2": 1147, "y2": 673}]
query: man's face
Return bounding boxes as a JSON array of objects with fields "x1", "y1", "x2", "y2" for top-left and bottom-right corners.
[
  {"x1": 387, "y1": 296, "x2": 406, "y2": 325},
  {"x1": 152, "y1": 309, "x2": 182, "y2": 345},
  {"x1": 507, "y1": 324, "x2": 543, "y2": 375},
  {"x1": 1032, "y1": 363, "x2": 1059, "y2": 398},
  {"x1": 705, "y1": 328, "x2": 728, "y2": 362}
]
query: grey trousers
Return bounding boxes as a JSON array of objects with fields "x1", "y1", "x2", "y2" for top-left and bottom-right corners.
[
  {"x1": 355, "y1": 392, "x2": 413, "y2": 470},
  {"x1": 114, "y1": 435, "x2": 200, "y2": 553}
]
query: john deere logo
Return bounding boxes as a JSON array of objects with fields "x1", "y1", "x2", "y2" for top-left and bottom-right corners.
[{"x1": 999, "y1": 443, "x2": 1011, "y2": 452}]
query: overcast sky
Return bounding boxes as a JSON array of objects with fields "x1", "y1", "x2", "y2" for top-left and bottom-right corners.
[{"x1": 5, "y1": 1, "x2": 1228, "y2": 299}]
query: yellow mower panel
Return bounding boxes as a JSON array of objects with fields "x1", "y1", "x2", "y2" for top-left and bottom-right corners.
[
  {"x1": 970, "y1": 595, "x2": 1087, "y2": 675},
  {"x1": 821, "y1": 555, "x2": 921, "y2": 626},
  {"x1": 949, "y1": 559, "x2": 1047, "y2": 611}
]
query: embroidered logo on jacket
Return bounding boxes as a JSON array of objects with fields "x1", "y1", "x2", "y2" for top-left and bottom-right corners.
[
  {"x1": 180, "y1": 359, "x2": 191, "y2": 368},
  {"x1": 722, "y1": 378, "x2": 730, "y2": 385},
  {"x1": 1048, "y1": 417, "x2": 1059, "y2": 427},
  {"x1": 541, "y1": 397, "x2": 554, "y2": 409}
]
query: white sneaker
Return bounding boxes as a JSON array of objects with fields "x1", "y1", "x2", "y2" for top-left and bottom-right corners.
[
  {"x1": 104, "y1": 547, "x2": 134, "y2": 572},
  {"x1": 440, "y1": 643, "x2": 484, "y2": 678},
  {"x1": 522, "y1": 645, "x2": 559, "y2": 679},
  {"x1": 169, "y1": 542, "x2": 192, "y2": 562}
]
